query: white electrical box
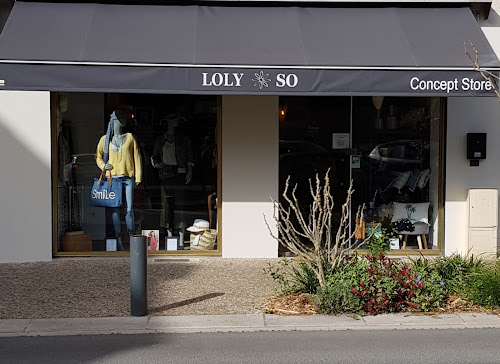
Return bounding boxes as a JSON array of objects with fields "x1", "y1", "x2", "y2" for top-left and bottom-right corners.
[{"x1": 467, "y1": 189, "x2": 498, "y2": 257}]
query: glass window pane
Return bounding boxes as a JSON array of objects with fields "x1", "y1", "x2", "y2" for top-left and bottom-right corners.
[
  {"x1": 352, "y1": 96, "x2": 442, "y2": 251},
  {"x1": 278, "y1": 95, "x2": 443, "y2": 255},
  {"x1": 55, "y1": 93, "x2": 219, "y2": 253}
]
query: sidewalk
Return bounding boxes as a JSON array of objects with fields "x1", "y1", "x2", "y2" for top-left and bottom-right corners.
[
  {"x1": 1, "y1": 312, "x2": 500, "y2": 337},
  {"x1": 1, "y1": 258, "x2": 500, "y2": 338}
]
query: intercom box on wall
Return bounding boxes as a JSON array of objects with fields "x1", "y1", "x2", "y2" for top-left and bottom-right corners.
[{"x1": 467, "y1": 133, "x2": 486, "y2": 160}]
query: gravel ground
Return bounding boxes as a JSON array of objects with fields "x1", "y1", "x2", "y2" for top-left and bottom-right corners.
[{"x1": 0, "y1": 258, "x2": 279, "y2": 319}]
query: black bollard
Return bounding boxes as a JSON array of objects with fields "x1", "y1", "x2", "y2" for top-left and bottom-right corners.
[{"x1": 130, "y1": 235, "x2": 148, "y2": 316}]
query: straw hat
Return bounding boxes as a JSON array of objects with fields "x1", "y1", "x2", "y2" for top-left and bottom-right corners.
[{"x1": 187, "y1": 219, "x2": 210, "y2": 232}]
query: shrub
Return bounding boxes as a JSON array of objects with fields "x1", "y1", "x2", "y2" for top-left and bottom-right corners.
[
  {"x1": 264, "y1": 259, "x2": 320, "y2": 296},
  {"x1": 350, "y1": 253, "x2": 422, "y2": 314},
  {"x1": 363, "y1": 225, "x2": 395, "y2": 256},
  {"x1": 292, "y1": 262, "x2": 320, "y2": 294},
  {"x1": 317, "y1": 257, "x2": 365, "y2": 314},
  {"x1": 265, "y1": 172, "x2": 364, "y2": 288},
  {"x1": 264, "y1": 258, "x2": 296, "y2": 296},
  {"x1": 432, "y1": 253, "x2": 484, "y2": 294},
  {"x1": 318, "y1": 253, "x2": 424, "y2": 315},
  {"x1": 462, "y1": 260, "x2": 500, "y2": 308},
  {"x1": 407, "y1": 256, "x2": 447, "y2": 311},
  {"x1": 411, "y1": 270, "x2": 447, "y2": 311}
]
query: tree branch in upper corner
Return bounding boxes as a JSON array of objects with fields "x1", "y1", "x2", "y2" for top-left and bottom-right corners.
[{"x1": 465, "y1": 41, "x2": 500, "y2": 99}]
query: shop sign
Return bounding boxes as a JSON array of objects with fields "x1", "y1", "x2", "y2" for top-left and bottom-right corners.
[
  {"x1": 409, "y1": 77, "x2": 493, "y2": 94},
  {"x1": 201, "y1": 71, "x2": 299, "y2": 89},
  {"x1": 0, "y1": 62, "x2": 498, "y2": 96}
]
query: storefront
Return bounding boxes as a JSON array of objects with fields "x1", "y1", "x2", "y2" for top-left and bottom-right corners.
[{"x1": 0, "y1": 1, "x2": 499, "y2": 262}]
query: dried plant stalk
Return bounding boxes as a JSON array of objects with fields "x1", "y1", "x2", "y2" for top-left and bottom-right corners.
[{"x1": 264, "y1": 170, "x2": 364, "y2": 288}]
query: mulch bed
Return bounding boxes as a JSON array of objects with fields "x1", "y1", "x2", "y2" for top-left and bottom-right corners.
[
  {"x1": 262, "y1": 293, "x2": 500, "y2": 316},
  {"x1": 262, "y1": 293, "x2": 320, "y2": 315}
]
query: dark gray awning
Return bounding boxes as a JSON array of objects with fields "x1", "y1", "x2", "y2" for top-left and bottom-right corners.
[{"x1": 0, "y1": 2, "x2": 498, "y2": 95}]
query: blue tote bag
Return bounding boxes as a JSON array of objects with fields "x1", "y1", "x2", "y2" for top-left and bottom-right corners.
[
  {"x1": 90, "y1": 170, "x2": 122, "y2": 207},
  {"x1": 90, "y1": 116, "x2": 122, "y2": 207}
]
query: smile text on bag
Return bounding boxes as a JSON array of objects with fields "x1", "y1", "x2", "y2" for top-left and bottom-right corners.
[{"x1": 92, "y1": 189, "x2": 116, "y2": 200}]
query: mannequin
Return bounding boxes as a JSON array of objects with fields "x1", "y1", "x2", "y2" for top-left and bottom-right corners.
[
  {"x1": 151, "y1": 115, "x2": 194, "y2": 247},
  {"x1": 96, "y1": 110, "x2": 142, "y2": 251}
]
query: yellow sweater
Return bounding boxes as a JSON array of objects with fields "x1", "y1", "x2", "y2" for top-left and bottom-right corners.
[{"x1": 96, "y1": 133, "x2": 142, "y2": 183}]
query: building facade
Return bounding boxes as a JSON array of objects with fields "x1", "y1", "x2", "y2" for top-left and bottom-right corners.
[{"x1": 0, "y1": 0, "x2": 500, "y2": 262}]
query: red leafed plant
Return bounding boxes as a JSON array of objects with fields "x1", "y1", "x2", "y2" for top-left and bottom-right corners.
[{"x1": 350, "y1": 252, "x2": 423, "y2": 315}]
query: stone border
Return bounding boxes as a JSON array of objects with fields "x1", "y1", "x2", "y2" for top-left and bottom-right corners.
[{"x1": 1, "y1": 313, "x2": 500, "y2": 337}]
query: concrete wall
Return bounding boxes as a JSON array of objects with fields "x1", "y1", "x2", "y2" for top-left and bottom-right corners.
[
  {"x1": 0, "y1": 91, "x2": 52, "y2": 262},
  {"x1": 446, "y1": 97, "x2": 500, "y2": 256},
  {"x1": 221, "y1": 95, "x2": 279, "y2": 258}
]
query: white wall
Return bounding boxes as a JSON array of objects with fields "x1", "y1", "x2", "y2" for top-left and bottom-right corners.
[
  {"x1": 442, "y1": 4, "x2": 500, "y2": 257},
  {"x1": 221, "y1": 95, "x2": 279, "y2": 258},
  {"x1": 446, "y1": 97, "x2": 500, "y2": 256},
  {"x1": 481, "y1": 1, "x2": 500, "y2": 54},
  {"x1": 0, "y1": 91, "x2": 52, "y2": 262}
]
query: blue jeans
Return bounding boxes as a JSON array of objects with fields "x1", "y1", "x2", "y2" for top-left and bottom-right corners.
[{"x1": 111, "y1": 177, "x2": 134, "y2": 236}]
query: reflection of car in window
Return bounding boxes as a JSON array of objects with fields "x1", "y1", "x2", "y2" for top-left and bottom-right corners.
[
  {"x1": 279, "y1": 140, "x2": 328, "y2": 159},
  {"x1": 368, "y1": 140, "x2": 429, "y2": 167},
  {"x1": 279, "y1": 140, "x2": 343, "y2": 196},
  {"x1": 279, "y1": 140, "x2": 331, "y2": 178}
]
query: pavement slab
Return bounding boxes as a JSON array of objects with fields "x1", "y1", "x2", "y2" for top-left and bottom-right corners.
[
  {"x1": 25, "y1": 317, "x2": 149, "y2": 333},
  {"x1": 457, "y1": 313, "x2": 500, "y2": 327},
  {"x1": 265, "y1": 314, "x2": 365, "y2": 330},
  {"x1": 148, "y1": 314, "x2": 265, "y2": 331},
  {"x1": 0, "y1": 319, "x2": 30, "y2": 333},
  {"x1": 363, "y1": 313, "x2": 465, "y2": 327}
]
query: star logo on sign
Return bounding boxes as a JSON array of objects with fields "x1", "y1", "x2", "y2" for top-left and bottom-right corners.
[{"x1": 252, "y1": 71, "x2": 271, "y2": 89}]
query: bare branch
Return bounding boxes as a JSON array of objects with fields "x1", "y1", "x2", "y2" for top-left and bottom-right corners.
[
  {"x1": 264, "y1": 171, "x2": 363, "y2": 288},
  {"x1": 465, "y1": 41, "x2": 500, "y2": 99}
]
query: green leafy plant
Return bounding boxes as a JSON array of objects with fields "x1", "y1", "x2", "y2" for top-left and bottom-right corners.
[
  {"x1": 407, "y1": 255, "x2": 433, "y2": 275},
  {"x1": 363, "y1": 224, "x2": 396, "y2": 255},
  {"x1": 407, "y1": 256, "x2": 446, "y2": 311},
  {"x1": 412, "y1": 270, "x2": 447, "y2": 311},
  {"x1": 432, "y1": 253, "x2": 484, "y2": 294},
  {"x1": 264, "y1": 258, "x2": 296, "y2": 296},
  {"x1": 292, "y1": 262, "x2": 320, "y2": 294},
  {"x1": 264, "y1": 259, "x2": 321, "y2": 296},
  {"x1": 461, "y1": 260, "x2": 500, "y2": 308},
  {"x1": 317, "y1": 254, "x2": 364, "y2": 314}
]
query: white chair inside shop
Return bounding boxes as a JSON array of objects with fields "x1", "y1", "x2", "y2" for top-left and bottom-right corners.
[{"x1": 391, "y1": 202, "x2": 430, "y2": 250}]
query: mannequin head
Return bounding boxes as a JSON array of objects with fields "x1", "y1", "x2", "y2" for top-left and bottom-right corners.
[{"x1": 161, "y1": 114, "x2": 186, "y2": 135}]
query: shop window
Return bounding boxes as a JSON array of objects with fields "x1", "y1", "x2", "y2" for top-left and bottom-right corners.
[
  {"x1": 351, "y1": 97, "x2": 442, "y2": 251},
  {"x1": 279, "y1": 96, "x2": 443, "y2": 253},
  {"x1": 54, "y1": 93, "x2": 219, "y2": 254}
]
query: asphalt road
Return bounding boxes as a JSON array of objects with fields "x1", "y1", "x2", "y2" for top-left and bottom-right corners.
[{"x1": 1, "y1": 329, "x2": 500, "y2": 364}]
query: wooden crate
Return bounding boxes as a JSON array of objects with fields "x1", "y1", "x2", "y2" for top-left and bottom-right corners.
[{"x1": 61, "y1": 233, "x2": 92, "y2": 252}]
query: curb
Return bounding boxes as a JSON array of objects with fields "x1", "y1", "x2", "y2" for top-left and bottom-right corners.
[{"x1": 1, "y1": 313, "x2": 500, "y2": 337}]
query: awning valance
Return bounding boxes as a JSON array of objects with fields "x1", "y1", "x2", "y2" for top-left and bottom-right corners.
[{"x1": 0, "y1": 2, "x2": 498, "y2": 96}]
